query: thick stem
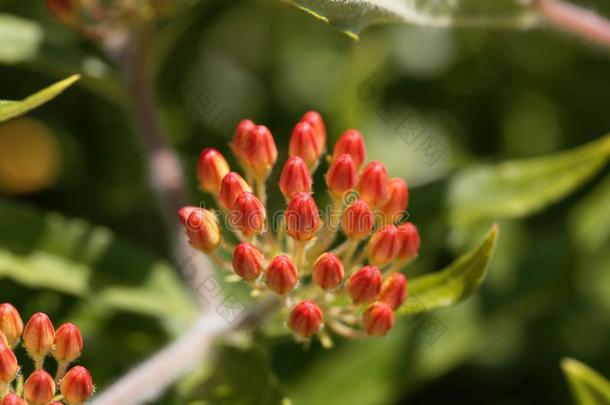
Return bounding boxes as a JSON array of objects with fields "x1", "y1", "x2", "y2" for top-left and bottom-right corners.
[
  {"x1": 55, "y1": 361, "x2": 69, "y2": 384},
  {"x1": 34, "y1": 357, "x2": 44, "y2": 371}
]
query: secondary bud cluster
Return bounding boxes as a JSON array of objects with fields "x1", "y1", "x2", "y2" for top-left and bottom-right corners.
[
  {"x1": 180, "y1": 111, "x2": 421, "y2": 344},
  {"x1": 0, "y1": 304, "x2": 94, "y2": 404}
]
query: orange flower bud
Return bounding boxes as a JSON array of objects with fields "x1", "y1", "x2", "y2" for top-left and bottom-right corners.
[
  {"x1": 332, "y1": 129, "x2": 366, "y2": 168},
  {"x1": 24, "y1": 370, "x2": 55, "y2": 405},
  {"x1": 289, "y1": 121, "x2": 321, "y2": 169},
  {"x1": 381, "y1": 178, "x2": 408, "y2": 224},
  {"x1": 279, "y1": 156, "x2": 312, "y2": 200},
  {"x1": 0, "y1": 303, "x2": 23, "y2": 347},
  {"x1": 288, "y1": 301, "x2": 323, "y2": 338},
  {"x1": 368, "y1": 225, "x2": 400, "y2": 266},
  {"x1": 348, "y1": 266, "x2": 382, "y2": 304},
  {"x1": 379, "y1": 273, "x2": 407, "y2": 310},
  {"x1": 230, "y1": 119, "x2": 256, "y2": 162},
  {"x1": 1, "y1": 393, "x2": 25, "y2": 405},
  {"x1": 178, "y1": 207, "x2": 221, "y2": 252},
  {"x1": 61, "y1": 366, "x2": 94, "y2": 405},
  {"x1": 219, "y1": 172, "x2": 252, "y2": 210},
  {"x1": 196, "y1": 148, "x2": 230, "y2": 193},
  {"x1": 362, "y1": 302, "x2": 394, "y2": 336},
  {"x1": 396, "y1": 222, "x2": 420, "y2": 260},
  {"x1": 301, "y1": 111, "x2": 326, "y2": 152},
  {"x1": 265, "y1": 255, "x2": 298, "y2": 295},
  {"x1": 240, "y1": 125, "x2": 277, "y2": 178},
  {"x1": 23, "y1": 313, "x2": 55, "y2": 360},
  {"x1": 0, "y1": 331, "x2": 7, "y2": 347},
  {"x1": 342, "y1": 199, "x2": 374, "y2": 240},
  {"x1": 358, "y1": 161, "x2": 390, "y2": 208},
  {"x1": 53, "y1": 323, "x2": 83, "y2": 363},
  {"x1": 312, "y1": 253, "x2": 344, "y2": 290},
  {"x1": 285, "y1": 192, "x2": 321, "y2": 241},
  {"x1": 0, "y1": 343, "x2": 18, "y2": 384},
  {"x1": 325, "y1": 154, "x2": 358, "y2": 200},
  {"x1": 232, "y1": 242, "x2": 264, "y2": 281},
  {"x1": 231, "y1": 192, "x2": 267, "y2": 237}
]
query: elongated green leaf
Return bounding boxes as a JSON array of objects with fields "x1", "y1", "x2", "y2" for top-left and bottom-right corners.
[
  {"x1": 397, "y1": 224, "x2": 498, "y2": 317},
  {"x1": 285, "y1": 0, "x2": 538, "y2": 38},
  {"x1": 0, "y1": 74, "x2": 80, "y2": 124},
  {"x1": 562, "y1": 358, "x2": 610, "y2": 405},
  {"x1": 449, "y1": 134, "x2": 610, "y2": 227}
]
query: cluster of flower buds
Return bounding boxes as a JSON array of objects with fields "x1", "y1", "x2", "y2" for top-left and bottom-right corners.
[
  {"x1": 179, "y1": 111, "x2": 420, "y2": 343},
  {"x1": 0, "y1": 304, "x2": 94, "y2": 404}
]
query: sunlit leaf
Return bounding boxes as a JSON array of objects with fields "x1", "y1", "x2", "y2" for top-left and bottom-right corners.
[
  {"x1": 561, "y1": 358, "x2": 610, "y2": 405},
  {"x1": 0, "y1": 13, "x2": 43, "y2": 63},
  {"x1": 0, "y1": 74, "x2": 80, "y2": 124}
]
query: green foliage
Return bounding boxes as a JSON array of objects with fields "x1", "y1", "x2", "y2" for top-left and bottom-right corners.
[
  {"x1": 0, "y1": 13, "x2": 42, "y2": 63},
  {"x1": 562, "y1": 358, "x2": 610, "y2": 405}
]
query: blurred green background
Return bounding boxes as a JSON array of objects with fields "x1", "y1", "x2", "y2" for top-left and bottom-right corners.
[{"x1": 1, "y1": 0, "x2": 610, "y2": 404}]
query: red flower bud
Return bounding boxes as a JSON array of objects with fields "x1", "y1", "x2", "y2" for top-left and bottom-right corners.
[
  {"x1": 265, "y1": 255, "x2": 298, "y2": 295},
  {"x1": 219, "y1": 172, "x2": 252, "y2": 209},
  {"x1": 368, "y1": 225, "x2": 400, "y2": 266},
  {"x1": 348, "y1": 266, "x2": 382, "y2": 304},
  {"x1": 289, "y1": 121, "x2": 322, "y2": 169},
  {"x1": 231, "y1": 119, "x2": 256, "y2": 162},
  {"x1": 61, "y1": 366, "x2": 94, "y2": 405},
  {"x1": 358, "y1": 161, "x2": 390, "y2": 208},
  {"x1": 379, "y1": 273, "x2": 407, "y2": 310},
  {"x1": 23, "y1": 312, "x2": 55, "y2": 360},
  {"x1": 285, "y1": 192, "x2": 321, "y2": 241},
  {"x1": 24, "y1": 370, "x2": 55, "y2": 405},
  {"x1": 396, "y1": 222, "x2": 421, "y2": 260},
  {"x1": 332, "y1": 129, "x2": 366, "y2": 168},
  {"x1": 288, "y1": 301, "x2": 323, "y2": 338},
  {"x1": 178, "y1": 207, "x2": 221, "y2": 252},
  {"x1": 342, "y1": 199, "x2": 374, "y2": 240},
  {"x1": 362, "y1": 302, "x2": 394, "y2": 337},
  {"x1": 53, "y1": 323, "x2": 83, "y2": 363},
  {"x1": 0, "y1": 331, "x2": 7, "y2": 347},
  {"x1": 231, "y1": 192, "x2": 267, "y2": 237},
  {"x1": 45, "y1": 0, "x2": 79, "y2": 24},
  {"x1": 1, "y1": 393, "x2": 25, "y2": 405},
  {"x1": 325, "y1": 154, "x2": 358, "y2": 199},
  {"x1": 301, "y1": 111, "x2": 326, "y2": 152},
  {"x1": 197, "y1": 148, "x2": 230, "y2": 193},
  {"x1": 279, "y1": 156, "x2": 312, "y2": 200},
  {"x1": 0, "y1": 343, "x2": 18, "y2": 384},
  {"x1": 232, "y1": 242, "x2": 264, "y2": 281},
  {"x1": 0, "y1": 303, "x2": 23, "y2": 347},
  {"x1": 381, "y1": 178, "x2": 408, "y2": 224},
  {"x1": 240, "y1": 125, "x2": 277, "y2": 178},
  {"x1": 312, "y1": 253, "x2": 344, "y2": 290}
]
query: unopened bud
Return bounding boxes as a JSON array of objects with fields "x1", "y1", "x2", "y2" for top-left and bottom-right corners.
[
  {"x1": 301, "y1": 111, "x2": 326, "y2": 152},
  {"x1": 312, "y1": 253, "x2": 344, "y2": 290},
  {"x1": 23, "y1": 312, "x2": 55, "y2": 360},
  {"x1": 24, "y1": 370, "x2": 55, "y2": 405},
  {"x1": 379, "y1": 273, "x2": 407, "y2": 309},
  {"x1": 61, "y1": 366, "x2": 94, "y2": 405},
  {"x1": 279, "y1": 156, "x2": 312, "y2": 200},
  {"x1": 45, "y1": 0, "x2": 79, "y2": 25},
  {"x1": 0, "y1": 331, "x2": 7, "y2": 347},
  {"x1": 230, "y1": 119, "x2": 256, "y2": 163},
  {"x1": 381, "y1": 178, "x2": 408, "y2": 224},
  {"x1": 178, "y1": 207, "x2": 221, "y2": 252},
  {"x1": 1, "y1": 393, "x2": 25, "y2": 405},
  {"x1": 219, "y1": 172, "x2": 252, "y2": 210},
  {"x1": 325, "y1": 154, "x2": 358, "y2": 199},
  {"x1": 240, "y1": 125, "x2": 277, "y2": 178},
  {"x1": 231, "y1": 192, "x2": 267, "y2": 237},
  {"x1": 53, "y1": 323, "x2": 83, "y2": 363},
  {"x1": 289, "y1": 121, "x2": 322, "y2": 169},
  {"x1": 348, "y1": 266, "x2": 382, "y2": 304},
  {"x1": 332, "y1": 129, "x2": 366, "y2": 168},
  {"x1": 0, "y1": 343, "x2": 18, "y2": 384},
  {"x1": 368, "y1": 225, "x2": 400, "y2": 266},
  {"x1": 265, "y1": 255, "x2": 298, "y2": 295},
  {"x1": 196, "y1": 148, "x2": 230, "y2": 193},
  {"x1": 286, "y1": 192, "x2": 321, "y2": 241},
  {"x1": 342, "y1": 199, "x2": 374, "y2": 240},
  {"x1": 288, "y1": 301, "x2": 323, "y2": 338},
  {"x1": 232, "y1": 242, "x2": 264, "y2": 281},
  {"x1": 362, "y1": 302, "x2": 394, "y2": 337},
  {"x1": 0, "y1": 303, "x2": 23, "y2": 347},
  {"x1": 396, "y1": 222, "x2": 420, "y2": 260},
  {"x1": 358, "y1": 161, "x2": 390, "y2": 208}
]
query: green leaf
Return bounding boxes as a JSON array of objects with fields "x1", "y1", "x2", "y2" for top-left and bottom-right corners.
[
  {"x1": 569, "y1": 174, "x2": 610, "y2": 253},
  {"x1": 561, "y1": 358, "x2": 610, "y2": 405},
  {"x1": 397, "y1": 224, "x2": 498, "y2": 317},
  {"x1": 0, "y1": 13, "x2": 43, "y2": 64},
  {"x1": 0, "y1": 74, "x2": 80, "y2": 124},
  {"x1": 448, "y1": 134, "x2": 610, "y2": 227},
  {"x1": 285, "y1": 0, "x2": 538, "y2": 39}
]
